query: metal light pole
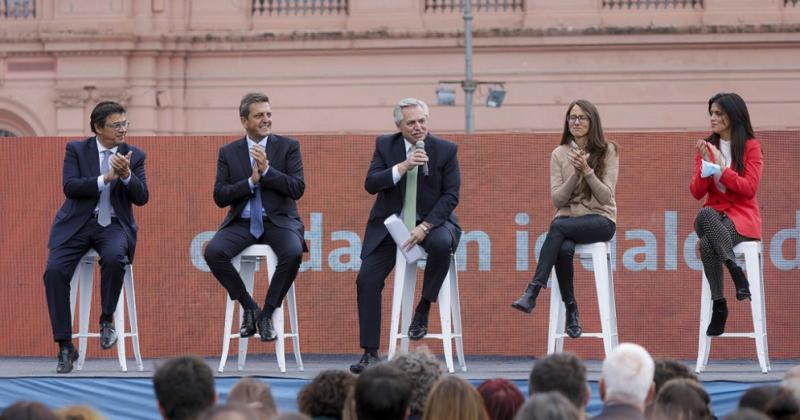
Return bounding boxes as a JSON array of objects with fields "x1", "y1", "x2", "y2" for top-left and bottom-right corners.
[{"x1": 463, "y1": 0, "x2": 475, "y2": 133}]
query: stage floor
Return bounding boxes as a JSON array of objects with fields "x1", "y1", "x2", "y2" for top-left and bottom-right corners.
[{"x1": 1, "y1": 354, "x2": 795, "y2": 382}]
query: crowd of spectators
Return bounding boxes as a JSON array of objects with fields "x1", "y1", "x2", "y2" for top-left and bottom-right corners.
[{"x1": 2, "y1": 344, "x2": 799, "y2": 420}]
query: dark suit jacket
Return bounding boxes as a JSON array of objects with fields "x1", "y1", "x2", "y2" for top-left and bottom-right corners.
[
  {"x1": 213, "y1": 135, "x2": 306, "y2": 247},
  {"x1": 591, "y1": 403, "x2": 646, "y2": 420},
  {"x1": 47, "y1": 136, "x2": 149, "y2": 260},
  {"x1": 361, "y1": 132, "x2": 460, "y2": 259}
]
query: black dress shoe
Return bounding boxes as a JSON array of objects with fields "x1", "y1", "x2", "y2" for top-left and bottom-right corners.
[
  {"x1": 564, "y1": 302, "x2": 582, "y2": 339},
  {"x1": 707, "y1": 298, "x2": 728, "y2": 337},
  {"x1": 56, "y1": 347, "x2": 78, "y2": 374},
  {"x1": 511, "y1": 283, "x2": 542, "y2": 314},
  {"x1": 100, "y1": 321, "x2": 118, "y2": 350},
  {"x1": 729, "y1": 265, "x2": 752, "y2": 301},
  {"x1": 240, "y1": 308, "x2": 259, "y2": 338},
  {"x1": 257, "y1": 315, "x2": 277, "y2": 342},
  {"x1": 408, "y1": 312, "x2": 429, "y2": 341},
  {"x1": 349, "y1": 352, "x2": 380, "y2": 374}
]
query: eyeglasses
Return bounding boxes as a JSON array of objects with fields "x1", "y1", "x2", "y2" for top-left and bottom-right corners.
[
  {"x1": 107, "y1": 120, "x2": 129, "y2": 131},
  {"x1": 568, "y1": 115, "x2": 589, "y2": 124}
]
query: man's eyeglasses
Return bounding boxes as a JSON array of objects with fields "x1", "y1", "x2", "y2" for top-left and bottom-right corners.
[
  {"x1": 567, "y1": 115, "x2": 589, "y2": 124},
  {"x1": 107, "y1": 120, "x2": 129, "y2": 130}
]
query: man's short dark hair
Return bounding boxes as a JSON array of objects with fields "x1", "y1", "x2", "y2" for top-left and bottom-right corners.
[
  {"x1": 354, "y1": 364, "x2": 412, "y2": 420},
  {"x1": 90, "y1": 101, "x2": 126, "y2": 134},
  {"x1": 529, "y1": 352, "x2": 588, "y2": 408},
  {"x1": 653, "y1": 358, "x2": 698, "y2": 394},
  {"x1": 239, "y1": 93, "x2": 270, "y2": 118},
  {"x1": 153, "y1": 355, "x2": 216, "y2": 420}
]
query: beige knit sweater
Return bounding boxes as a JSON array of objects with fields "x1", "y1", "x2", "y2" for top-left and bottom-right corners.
[{"x1": 550, "y1": 143, "x2": 619, "y2": 223}]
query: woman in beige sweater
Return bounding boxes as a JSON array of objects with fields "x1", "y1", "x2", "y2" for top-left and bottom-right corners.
[{"x1": 512, "y1": 99, "x2": 619, "y2": 339}]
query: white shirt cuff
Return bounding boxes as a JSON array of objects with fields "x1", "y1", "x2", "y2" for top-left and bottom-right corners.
[{"x1": 392, "y1": 164, "x2": 402, "y2": 184}]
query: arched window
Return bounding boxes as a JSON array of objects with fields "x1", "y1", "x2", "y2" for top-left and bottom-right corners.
[{"x1": 0, "y1": 129, "x2": 17, "y2": 137}]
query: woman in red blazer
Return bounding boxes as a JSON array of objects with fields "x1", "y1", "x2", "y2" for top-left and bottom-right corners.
[{"x1": 690, "y1": 92, "x2": 763, "y2": 336}]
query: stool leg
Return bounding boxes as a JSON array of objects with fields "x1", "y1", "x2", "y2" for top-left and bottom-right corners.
[
  {"x1": 605, "y1": 251, "x2": 620, "y2": 349},
  {"x1": 124, "y1": 266, "x2": 144, "y2": 371},
  {"x1": 219, "y1": 297, "x2": 236, "y2": 373},
  {"x1": 115, "y1": 287, "x2": 127, "y2": 372},
  {"x1": 388, "y1": 251, "x2": 406, "y2": 361},
  {"x1": 547, "y1": 269, "x2": 565, "y2": 354},
  {"x1": 400, "y1": 261, "x2": 416, "y2": 355},
  {"x1": 237, "y1": 258, "x2": 256, "y2": 371},
  {"x1": 592, "y1": 247, "x2": 614, "y2": 357},
  {"x1": 449, "y1": 259, "x2": 466, "y2": 372},
  {"x1": 438, "y1": 271, "x2": 454, "y2": 374},
  {"x1": 745, "y1": 247, "x2": 769, "y2": 373},
  {"x1": 76, "y1": 264, "x2": 94, "y2": 371},
  {"x1": 274, "y1": 302, "x2": 286, "y2": 373},
  {"x1": 287, "y1": 284, "x2": 304, "y2": 371},
  {"x1": 696, "y1": 272, "x2": 713, "y2": 373}
]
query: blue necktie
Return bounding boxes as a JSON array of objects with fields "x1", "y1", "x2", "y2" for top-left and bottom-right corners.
[
  {"x1": 249, "y1": 184, "x2": 264, "y2": 238},
  {"x1": 97, "y1": 150, "x2": 112, "y2": 227}
]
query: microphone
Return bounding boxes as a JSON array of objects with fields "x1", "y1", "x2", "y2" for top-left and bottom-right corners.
[{"x1": 415, "y1": 140, "x2": 429, "y2": 176}]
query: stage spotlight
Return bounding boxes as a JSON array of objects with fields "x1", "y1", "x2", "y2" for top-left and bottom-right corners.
[
  {"x1": 436, "y1": 86, "x2": 456, "y2": 106},
  {"x1": 486, "y1": 86, "x2": 506, "y2": 108}
]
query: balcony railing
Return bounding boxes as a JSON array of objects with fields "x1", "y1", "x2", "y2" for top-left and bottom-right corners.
[
  {"x1": 603, "y1": 0, "x2": 703, "y2": 9},
  {"x1": 252, "y1": 0, "x2": 348, "y2": 16},
  {"x1": 424, "y1": 0, "x2": 524, "y2": 13},
  {"x1": 0, "y1": 0, "x2": 35, "y2": 18}
]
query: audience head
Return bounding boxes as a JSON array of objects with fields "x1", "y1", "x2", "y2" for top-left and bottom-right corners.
[
  {"x1": 197, "y1": 405, "x2": 260, "y2": 420},
  {"x1": 724, "y1": 408, "x2": 771, "y2": 420},
  {"x1": 0, "y1": 401, "x2": 56, "y2": 420},
  {"x1": 389, "y1": 347, "x2": 442, "y2": 417},
  {"x1": 297, "y1": 369, "x2": 356, "y2": 419},
  {"x1": 273, "y1": 414, "x2": 311, "y2": 420},
  {"x1": 54, "y1": 405, "x2": 105, "y2": 420},
  {"x1": 227, "y1": 377, "x2": 278, "y2": 420},
  {"x1": 653, "y1": 358, "x2": 698, "y2": 395},
  {"x1": 528, "y1": 352, "x2": 589, "y2": 410},
  {"x1": 739, "y1": 385, "x2": 780, "y2": 414},
  {"x1": 764, "y1": 386, "x2": 800, "y2": 420},
  {"x1": 513, "y1": 392, "x2": 580, "y2": 420},
  {"x1": 354, "y1": 364, "x2": 413, "y2": 420},
  {"x1": 782, "y1": 365, "x2": 800, "y2": 402},
  {"x1": 153, "y1": 355, "x2": 216, "y2": 420},
  {"x1": 599, "y1": 343, "x2": 654, "y2": 410},
  {"x1": 649, "y1": 378, "x2": 712, "y2": 420},
  {"x1": 422, "y1": 375, "x2": 489, "y2": 420},
  {"x1": 477, "y1": 378, "x2": 525, "y2": 420}
]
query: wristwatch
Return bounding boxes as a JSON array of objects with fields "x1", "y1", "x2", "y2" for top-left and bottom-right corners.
[{"x1": 420, "y1": 224, "x2": 430, "y2": 234}]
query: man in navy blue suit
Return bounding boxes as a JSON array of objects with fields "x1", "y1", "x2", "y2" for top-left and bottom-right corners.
[
  {"x1": 350, "y1": 98, "x2": 461, "y2": 374},
  {"x1": 204, "y1": 93, "x2": 307, "y2": 344},
  {"x1": 43, "y1": 101, "x2": 149, "y2": 373}
]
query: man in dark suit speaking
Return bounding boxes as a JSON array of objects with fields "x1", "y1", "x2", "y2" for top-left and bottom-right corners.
[
  {"x1": 43, "y1": 101, "x2": 149, "y2": 374},
  {"x1": 204, "y1": 93, "x2": 306, "y2": 343},
  {"x1": 350, "y1": 98, "x2": 461, "y2": 373}
]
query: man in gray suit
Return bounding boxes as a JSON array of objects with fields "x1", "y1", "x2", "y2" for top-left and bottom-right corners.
[{"x1": 592, "y1": 343, "x2": 655, "y2": 420}]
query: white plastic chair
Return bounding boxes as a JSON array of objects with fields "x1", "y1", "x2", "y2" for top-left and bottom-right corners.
[
  {"x1": 547, "y1": 242, "x2": 619, "y2": 357},
  {"x1": 387, "y1": 250, "x2": 466, "y2": 373},
  {"x1": 218, "y1": 244, "x2": 303, "y2": 373},
  {"x1": 69, "y1": 249, "x2": 143, "y2": 372},
  {"x1": 696, "y1": 241, "x2": 769, "y2": 374}
]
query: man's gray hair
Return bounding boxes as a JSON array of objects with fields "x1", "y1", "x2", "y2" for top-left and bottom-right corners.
[
  {"x1": 782, "y1": 365, "x2": 800, "y2": 402},
  {"x1": 601, "y1": 343, "x2": 654, "y2": 407},
  {"x1": 388, "y1": 347, "x2": 442, "y2": 416},
  {"x1": 393, "y1": 98, "x2": 429, "y2": 125},
  {"x1": 239, "y1": 92, "x2": 270, "y2": 118}
]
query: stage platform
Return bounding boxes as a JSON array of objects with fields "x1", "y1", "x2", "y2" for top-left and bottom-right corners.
[{"x1": 1, "y1": 355, "x2": 795, "y2": 419}]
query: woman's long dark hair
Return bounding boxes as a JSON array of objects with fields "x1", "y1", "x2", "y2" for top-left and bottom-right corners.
[
  {"x1": 705, "y1": 92, "x2": 755, "y2": 175},
  {"x1": 560, "y1": 99, "x2": 617, "y2": 200}
]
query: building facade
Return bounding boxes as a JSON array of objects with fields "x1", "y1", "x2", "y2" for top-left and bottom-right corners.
[{"x1": 1, "y1": 0, "x2": 799, "y2": 136}]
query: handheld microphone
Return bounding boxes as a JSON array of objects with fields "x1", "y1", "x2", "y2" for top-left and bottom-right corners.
[{"x1": 415, "y1": 140, "x2": 429, "y2": 176}]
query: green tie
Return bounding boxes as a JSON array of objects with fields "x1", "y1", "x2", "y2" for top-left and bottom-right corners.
[{"x1": 403, "y1": 166, "x2": 418, "y2": 230}]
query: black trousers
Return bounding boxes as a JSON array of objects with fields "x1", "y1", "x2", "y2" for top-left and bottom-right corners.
[
  {"x1": 356, "y1": 223, "x2": 458, "y2": 350},
  {"x1": 531, "y1": 214, "x2": 616, "y2": 303},
  {"x1": 694, "y1": 207, "x2": 750, "y2": 300},
  {"x1": 204, "y1": 219, "x2": 304, "y2": 311},
  {"x1": 44, "y1": 217, "x2": 128, "y2": 342}
]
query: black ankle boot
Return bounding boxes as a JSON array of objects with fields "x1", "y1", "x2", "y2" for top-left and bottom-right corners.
[
  {"x1": 728, "y1": 264, "x2": 751, "y2": 301},
  {"x1": 511, "y1": 283, "x2": 542, "y2": 314},
  {"x1": 707, "y1": 298, "x2": 728, "y2": 336},
  {"x1": 564, "y1": 301, "x2": 582, "y2": 338}
]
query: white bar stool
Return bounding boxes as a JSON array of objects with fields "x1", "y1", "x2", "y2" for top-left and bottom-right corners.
[
  {"x1": 696, "y1": 241, "x2": 769, "y2": 374},
  {"x1": 68, "y1": 249, "x2": 143, "y2": 372},
  {"x1": 387, "y1": 250, "x2": 466, "y2": 373},
  {"x1": 218, "y1": 244, "x2": 303, "y2": 373},
  {"x1": 547, "y1": 242, "x2": 619, "y2": 357}
]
